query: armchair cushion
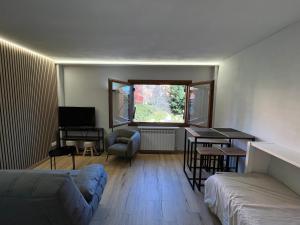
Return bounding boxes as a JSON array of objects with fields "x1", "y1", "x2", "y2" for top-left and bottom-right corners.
[
  {"x1": 74, "y1": 164, "x2": 107, "y2": 203},
  {"x1": 108, "y1": 143, "x2": 128, "y2": 155},
  {"x1": 116, "y1": 137, "x2": 130, "y2": 144},
  {"x1": 116, "y1": 129, "x2": 135, "y2": 138}
]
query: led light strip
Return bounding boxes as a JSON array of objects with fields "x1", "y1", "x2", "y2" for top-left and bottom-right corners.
[
  {"x1": 0, "y1": 36, "x2": 53, "y2": 61},
  {"x1": 54, "y1": 59, "x2": 220, "y2": 65},
  {"x1": 0, "y1": 36, "x2": 220, "y2": 65}
]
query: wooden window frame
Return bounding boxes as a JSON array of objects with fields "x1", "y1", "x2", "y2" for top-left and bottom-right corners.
[
  {"x1": 108, "y1": 79, "x2": 133, "y2": 128},
  {"x1": 187, "y1": 80, "x2": 215, "y2": 128},
  {"x1": 108, "y1": 79, "x2": 215, "y2": 128}
]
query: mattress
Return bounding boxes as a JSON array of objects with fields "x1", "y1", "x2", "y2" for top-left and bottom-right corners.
[{"x1": 204, "y1": 173, "x2": 300, "y2": 225}]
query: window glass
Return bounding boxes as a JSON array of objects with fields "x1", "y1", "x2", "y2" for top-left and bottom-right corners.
[
  {"x1": 133, "y1": 84, "x2": 185, "y2": 123},
  {"x1": 111, "y1": 81, "x2": 133, "y2": 126},
  {"x1": 188, "y1": 83, "x2": 210, "y2": 127}
]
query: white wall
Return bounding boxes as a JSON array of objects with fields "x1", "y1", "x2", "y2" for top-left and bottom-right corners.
[
  {"x1": 215, "y1": 20, "x2": 300, "y2": 151},
  {"x1": 62, "y1": 65, "x2": 214, "y2": 150}
]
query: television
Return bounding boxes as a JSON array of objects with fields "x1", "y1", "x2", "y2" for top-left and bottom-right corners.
[{"x1": 59, "y1": 107, "x2": 96, "y2": 127}]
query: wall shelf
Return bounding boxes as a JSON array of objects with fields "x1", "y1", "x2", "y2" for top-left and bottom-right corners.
[{"x1": 247, "y1": 142, "x2": 300, "y2": 169}]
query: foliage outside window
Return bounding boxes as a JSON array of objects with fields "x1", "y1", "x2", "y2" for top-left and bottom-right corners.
[{"x1": 133, "y1": 85, "x2": 186, "y2": 123}]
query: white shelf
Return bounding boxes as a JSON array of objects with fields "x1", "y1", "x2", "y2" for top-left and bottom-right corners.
[{"x1": 250, "y1": 142, "x2": 300, "y2": 169}]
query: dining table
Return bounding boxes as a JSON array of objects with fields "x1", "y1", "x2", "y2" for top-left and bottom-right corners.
[{"x1": 183, "y1": 127, "x2": 255, "y2": 190}]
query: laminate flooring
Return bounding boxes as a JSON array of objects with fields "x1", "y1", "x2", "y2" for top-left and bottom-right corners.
[{"x1": 36, "y1": 153, "x2": 221, "y2": 225}]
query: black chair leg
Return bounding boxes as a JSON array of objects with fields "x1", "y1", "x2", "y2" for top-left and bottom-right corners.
[
  {"x1": 72, "y1": 155, "x2": 75, "y2": 170},
  {"x1": 106, "y1": 153, "x2": 109, "y2": 161},
  {"x1": 50, "y1": 157, "x2": 52, "y2": 170}
]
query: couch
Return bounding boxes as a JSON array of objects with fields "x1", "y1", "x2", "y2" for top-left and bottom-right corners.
[{"x1": 0, "y1": 164, "x2": 107, "y2": 225}]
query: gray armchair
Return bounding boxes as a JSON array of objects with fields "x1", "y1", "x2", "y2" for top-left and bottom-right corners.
[{"x1": 105, "y1": 129, "x2": 140, "y2": 165}]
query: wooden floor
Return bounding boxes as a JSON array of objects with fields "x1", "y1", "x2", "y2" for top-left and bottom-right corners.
[{"x1": 36, "y1": 153, "x2": 221, "y2": 225}]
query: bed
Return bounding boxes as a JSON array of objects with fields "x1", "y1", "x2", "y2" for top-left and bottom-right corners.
[
  {"x1": 205, "y1": 172, "x2": 300, "y2": 225},
  {"x1": 204, "y1": 142, "x2": 300, "y2": 225}
]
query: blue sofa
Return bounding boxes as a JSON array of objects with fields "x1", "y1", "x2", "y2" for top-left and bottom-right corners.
[{"x1": 0, "y1": 164, "x2": 107, "y2": 225}]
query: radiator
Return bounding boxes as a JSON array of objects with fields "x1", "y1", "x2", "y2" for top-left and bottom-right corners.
[{"x1": 139, "y1": 127, "x2": 176, "y2": 151}]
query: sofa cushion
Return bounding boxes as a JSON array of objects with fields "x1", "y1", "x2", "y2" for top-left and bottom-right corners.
[
  {"x1": 74, "y1": 164, "x2": 107, "y2": 203},
  {"x1": 0, "y1": 171, "x2": 92, "y2": 225}
]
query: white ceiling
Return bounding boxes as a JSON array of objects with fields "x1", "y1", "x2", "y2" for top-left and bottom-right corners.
[{"x1": 1, "y1": 0, "x2": 300, "y2": 63}]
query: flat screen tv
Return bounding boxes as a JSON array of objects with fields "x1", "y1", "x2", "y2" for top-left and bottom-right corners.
[{"x1": 59, "y1": 107, "x2": 95, "y2": 127}]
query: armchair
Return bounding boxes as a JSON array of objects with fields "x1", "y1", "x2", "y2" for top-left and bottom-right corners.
[{"x1": 105, "y1": 129, "x2": 140, "y2": 165}]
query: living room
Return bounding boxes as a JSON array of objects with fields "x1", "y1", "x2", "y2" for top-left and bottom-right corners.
[{"x1": 1, "y1": 1, "x2": 300, "y2": 225}]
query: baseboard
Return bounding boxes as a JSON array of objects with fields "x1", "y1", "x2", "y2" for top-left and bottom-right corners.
[
  {"x1": 28, "y1": 156, "x2": 49, "y2": 169},
  {"x1": 138, "y1": 150, "x2": 183, "y2": 154}
]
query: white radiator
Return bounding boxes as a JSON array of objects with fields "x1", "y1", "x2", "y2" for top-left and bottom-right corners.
[{"x1": 139, "y1": 127, "x2": 177, "y2": 151}]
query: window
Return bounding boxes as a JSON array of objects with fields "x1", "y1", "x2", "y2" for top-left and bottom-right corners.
[
  {"x1": 133, "y1": 84, "x2": 186, "y2": 123},
  {"x1": 108, "y1": 79, "x2": 214, "y2": 128}
]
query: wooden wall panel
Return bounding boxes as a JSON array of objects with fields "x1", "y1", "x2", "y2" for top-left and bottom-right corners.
[{"x1": 0, "y1": 39, "x2": 58, "y2": 169}]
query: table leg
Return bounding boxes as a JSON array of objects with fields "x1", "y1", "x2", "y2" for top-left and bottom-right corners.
[
  {"x1": 50, "y1": 157, "x2": 52, "y2": 170},
  {"x1": 190, "y1": 142, "x2": 194, "y2": 169},
  {"x1": 219, "y1": 155, "x2": 224, "y2": 171},
  {"x1": 192, "y1": 137, "x2": 197, "y2": 190},
  {"x1": 72, "y1": 155, "x2": 75, "y2": 170},
  {"x1": 235, "y1": 156, "x2": 239, "y2": 172},
  {"x1": 54, "y1": 156, "x2": 56, "y2": 170},
  {"x1": 102, "y1": 138, "x2": 105, "y2": 154},
  {"x1": 226, "y1": 156, "x2": 230, "y2": 172},
  {"x1": 187, "y1": 139, "x2": 190, "y2": 168},
  {"x1": 183, "y1": 129, "x2": 187, "y2": 170},
  {"x1": 207, "y1": 156, "x2": 211, "y2": 172},
  {"x1": 212, "y1": 156, "x2": 216, "y2": 174},
  {"x1": 198, "y1": 155, "x2": 203, "y2": 191}
]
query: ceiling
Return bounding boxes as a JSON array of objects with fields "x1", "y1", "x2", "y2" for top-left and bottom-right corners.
[{"x1": 1, "y1": 0, "x2": 300, "y2": 64}]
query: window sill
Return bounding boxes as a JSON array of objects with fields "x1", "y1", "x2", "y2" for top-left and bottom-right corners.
[
  {"x1": 129, "y1": 122, "x2": 188, "y2": 127},
  {"x1": 137, "y1": 126, "x2": 180, "y2": 129}
]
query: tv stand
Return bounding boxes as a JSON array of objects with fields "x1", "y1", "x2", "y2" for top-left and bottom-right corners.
[{"x1": 57, "y1": 127, "x2": 105, "y2": 154}]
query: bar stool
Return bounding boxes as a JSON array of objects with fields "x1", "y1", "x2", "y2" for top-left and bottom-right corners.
[
  {"x1": 219, "y1": 147, "x2": 246, "y2": 172},
  {"x1": 83, "y1": 141, "x2": 96, "y2": 156},
  {"x1": 65, "y1": 140, "x2": 80, "y2": 154},
  {"x1": 194, "y1": 147, "x2": 225, "y2": 191},
  {"x1": 187, "y1": 137, "x2": 229, "y2": 170}
]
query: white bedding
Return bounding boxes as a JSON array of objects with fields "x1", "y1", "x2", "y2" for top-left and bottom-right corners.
[{"x1": 204, "y1": 173, "x2": 300, "y2": 225}]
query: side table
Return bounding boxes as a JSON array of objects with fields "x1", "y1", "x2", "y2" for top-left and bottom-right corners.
[{"x1": 49, "y1": 146, "x2": 76, "y2": 170}]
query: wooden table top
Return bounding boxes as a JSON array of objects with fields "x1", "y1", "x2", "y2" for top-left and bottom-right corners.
[
  {"x1": 219, "y1": 147, "x2": 246, "y2": 156},
  {"x1": 196, "y1": 147, "x2": 226, "y2": 156}
]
